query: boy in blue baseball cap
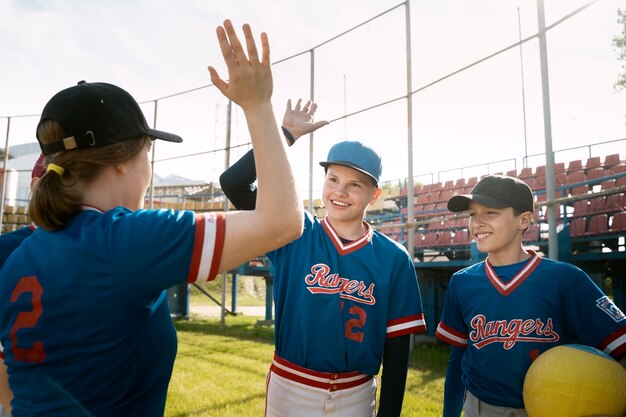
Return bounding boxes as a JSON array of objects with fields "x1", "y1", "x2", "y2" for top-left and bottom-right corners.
[{"x1": 220, "y1": 101, "x2": 426, "y2": 417}]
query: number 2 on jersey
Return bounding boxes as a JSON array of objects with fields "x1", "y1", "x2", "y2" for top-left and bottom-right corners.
[
  {"x1": 341, "y1": 301, "x2": 367, "y2": 342},
  {"x1": 10, "y1": 275, "x2": 46, "y2": 363}
]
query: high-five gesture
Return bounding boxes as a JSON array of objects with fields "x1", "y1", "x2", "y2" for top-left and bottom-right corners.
[
  {"x1": 282, "y1": 98, "x2": 329, "y2": 144},
  {"x1": 208, "y1": 20, "x2": 303, "y2": 273},
  {"x1": 208, "y1": 20, "x2": 272, "y2": 110}
]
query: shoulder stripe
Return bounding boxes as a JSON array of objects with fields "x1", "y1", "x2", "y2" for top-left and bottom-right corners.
[
  {"x1": 599, "y1": 326, "x2": 626, "y2": 361},
  {"x1": 436, "y1": 322, "x2": 468, "y2": 348},
  {"x1": 386, "y1": 314, "x2": 427, "y2": 337},
  {"x1": 187, "y1": 213, "x2": 226, "y2": 283}
]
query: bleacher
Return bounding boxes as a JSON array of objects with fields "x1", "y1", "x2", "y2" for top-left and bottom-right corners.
[{"x1": 367, "y1": 152, "x2": 626, "y2": 263}]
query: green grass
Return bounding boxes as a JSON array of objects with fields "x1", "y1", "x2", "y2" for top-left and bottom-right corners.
[
  {"x1": 190, "y1": 276, "x2": 267, "y2": 307},
  {"x1": 166, "y1": 315, "x2": 447, "y2": 417}
]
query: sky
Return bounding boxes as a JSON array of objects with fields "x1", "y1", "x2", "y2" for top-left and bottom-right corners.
[{"x1": 1, "y1": 0, "x2": 625, "y2": 198}]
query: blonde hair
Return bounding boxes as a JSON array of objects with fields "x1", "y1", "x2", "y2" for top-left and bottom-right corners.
[{"x1": 30, "y1": 120, "x2": 149, "y2": 231}]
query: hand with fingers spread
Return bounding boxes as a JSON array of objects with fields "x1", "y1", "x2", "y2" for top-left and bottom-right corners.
[
  {"x1": 282, "y1": 98, "x2": 329, "y2": 145},
  {"x1": 208, "y1": 19, "x2": 272, "y2": 111}
]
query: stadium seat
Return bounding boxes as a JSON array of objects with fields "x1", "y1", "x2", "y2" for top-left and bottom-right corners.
[
  {"x1": 453, "y1": 229, "x2": 471, "y2": 245},
  {"x1": 586, "y1": 167, "x2": 607, "y2": 183},
  {"x1": 588, "y1": 197, "x2": 606, "y2": 215},
  {"x1": 454, "y1": 178, "x2": 466, "y2": 189},
  {"x1": 585, "y1": 156, "x2": 601, "y2": 172},
  {"x1": 438, "y1": 232, "x2": 453, "y2": 247},
  {"x1": 535, "y1": 165, "x2": 546, "y2": 178},
  {"x1": 569, "y1": 217, "x2": 587, "y2": 237},
  {"x1": 518, "y1": 167, "x2": 533, "y2": 179},
  {"x1": 603, "y1": 153, "x2": 622, "y2": 169},
  {"x1": 610, "y1": 164, "x2": 626, "y2": 175},
  {"x1": 437, "y1": 189, "x2": 453, "y2": 203},
  {"x1": 587, "y1": 214, "x2": 609, "y2": 235},
  {"x1": 572, "y1": 200, "x2": 589, "y2": 217},
  {"x1": 611, "y1": 212, "x2": 626, "y2": 232},
  {"x1": 568, "y1": 171, "x2": 588, "y2": 195},
  {"x1": 554, "y1": 162, "x2": 566, "y2": 173},
  {"x1": 567, "y1": 159, "x2": 583, "y2": 173},
  {"x1": 600, "y1": 179, "x2": 616, "y2": 190}
]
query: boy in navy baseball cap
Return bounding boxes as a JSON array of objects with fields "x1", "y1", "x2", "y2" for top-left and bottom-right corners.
[
  {"x1": 220, "y1": 100, "x2": 426, "y2": 417},
  {"x1": 436, "y1": 174, "x2": 626, "y2": 416}
]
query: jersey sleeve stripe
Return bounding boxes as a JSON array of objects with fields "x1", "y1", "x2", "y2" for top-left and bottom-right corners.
[
  {"x1": 435, "y1": 322, "x2": 468, "y2": 348},
  {"x1": 599, "y1": 326, "x2": 626, "y2": 361},
  {"x1": 386, "y1": 314, "x2": 427, "y2": 337},
  {"x1": 187, "y1": 213, "x2": 225, "y2": 283}
]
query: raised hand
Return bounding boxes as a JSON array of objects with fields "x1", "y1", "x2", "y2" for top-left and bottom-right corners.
[
  {"x1": 282, "y1": 98, "x2": 329, "y2": 143},
  {"x1": 208, "y1": 20, "x2": 272, "y2": 111}
]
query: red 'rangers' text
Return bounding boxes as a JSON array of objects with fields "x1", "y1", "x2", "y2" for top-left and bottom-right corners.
[
  {"x1": 469, "y1": 314, "x2": 559, "y2": 349},
  {"x1": 304, "y1": 263, "x2": 376, "y2": 305}
]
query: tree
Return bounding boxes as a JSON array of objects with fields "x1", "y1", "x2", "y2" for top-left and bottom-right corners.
[{"x1": 613, "y1": 8, "x2": 626, "y2": 90}]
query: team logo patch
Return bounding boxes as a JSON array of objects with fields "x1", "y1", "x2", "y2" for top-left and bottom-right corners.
[
  {"x1": 595, "y1": 296, "x2": 626, "y2": 322},
  {"x1": 304, "y1": 263, "x2": 376, "y2": 305}
]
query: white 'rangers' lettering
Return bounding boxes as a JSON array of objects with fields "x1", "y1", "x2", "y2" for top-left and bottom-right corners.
[
  {"x1": 304, "y1": 263, "x2": 376, "y2": 305},
  {"x1": 469, "y1": 314, "x2": 559, "y2": 349}
]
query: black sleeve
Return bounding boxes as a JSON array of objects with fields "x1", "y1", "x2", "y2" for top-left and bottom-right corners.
[
  {"x1": 377, "y1": 334, "x2": 411, "y2": 417},
  {"x1": 443, "y1": 345, "x2": 465, "y2": 417},
  {"x1": 219, "y1": 149, "x2": 257, "y2": 210}
]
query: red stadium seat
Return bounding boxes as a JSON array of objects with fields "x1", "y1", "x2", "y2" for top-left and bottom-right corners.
[
  {"x1": 567, "y1": 159, "x2": 583, "y2": 173},
  {"x1": 569, "y1": 217, "x2": 587, "y2": 237},
  {"x1": 568, "y1": 171, "x2": 588, "y2": 195},
  {"x1": 611, "y1": 212, "x2": 626, "y2": 232},
  {"x1": 586, "y1": 168, "x2": 607, "y2": 183},
  {"x1": 588, "y1": 197, "x2": 606, "y2": 215},
  {"x1": 603, "y1": 153, "x2": 622, "y2": 169},
  {"x1": 554, "y1": 162, "x2": 566, "y2": 173},
  {"x1": 585, "y1": 156, "x2": 601, "y2": 172},
  {"x1": 587, "y1": 214, "x2": 609, "y2": 235},
  {"x1": 572, "y1": 200, "x2": 589, "y2": 217},
  {"x1": 518, "y1": 167, "x2": 533, "y2": 179}
]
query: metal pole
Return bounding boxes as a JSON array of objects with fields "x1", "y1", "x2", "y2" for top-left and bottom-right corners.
[
  {"x1": 404, "y1": 1, "x2": 415, "y2": 258},
  {"x1": 149, "y1": 101, "x2": 158, "y2": 209},
  {"x1": 308, "y1": 50, "x2": 315, "y2": 214},
  {"x1": 517, "y1": 7, "x2": 529, "y2": 169},
  {"x1": 222, "y1": 99, "x2": 232, "y2": 330},
  {"x1": 536, "y1": 0, "x2": 558, "y2": 259},
  {"x1": 0, "y1": 117, "x2": 10, "y2": 234}
]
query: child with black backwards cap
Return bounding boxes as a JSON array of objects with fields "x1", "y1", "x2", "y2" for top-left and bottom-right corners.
[
  {"x1": 436, "y1": 174, "x2": 626, "y2": 417},
  {"x1": 220, "y1": 101, "x2": 427, "y2": 417},
  {"x1": 0, "y1": 20, "x2": 304, "y2": 416}
]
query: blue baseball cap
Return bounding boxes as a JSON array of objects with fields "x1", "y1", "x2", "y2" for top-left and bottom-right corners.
[{"x1": 319, "y1": 141, "x2": 382, "y2": 186}]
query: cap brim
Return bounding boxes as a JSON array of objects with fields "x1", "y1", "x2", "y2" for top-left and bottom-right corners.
[
  {"x1": 147, "y1": 128, "x2": 183, "y2": 143},
  {"x1": 319, "y1": 160, "x2": 378, "y2": 185},
  {"x1": 447, "y1": 194, "x2": 512, "y2": 212}
]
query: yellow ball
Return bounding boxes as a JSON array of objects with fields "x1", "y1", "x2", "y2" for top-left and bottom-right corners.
[{"x1": 523, "y1": 344, "x2": 626, "y2": 417}]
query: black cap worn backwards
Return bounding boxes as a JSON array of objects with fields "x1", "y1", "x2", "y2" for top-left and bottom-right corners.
[
  {"x1": 36, "y1": 81, "x2": 182, "y2": 155},
  {"x1": 447, "y1": 174, "x2": 534, "y2": 213}
]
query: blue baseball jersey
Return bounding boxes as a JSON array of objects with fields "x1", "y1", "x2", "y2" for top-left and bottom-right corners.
[
  {"x1": 0, "y1": 207, "x2": 225, "y2": 417},
  {"x1": 0, "y1": 226, "x2": 35, "y2": 267},
  {"x1": 436, "y1": 250, "x2": 626, "y2": 408},
  {"x1": 267, "y1": 211, "x2": 426, "y2": 376}
]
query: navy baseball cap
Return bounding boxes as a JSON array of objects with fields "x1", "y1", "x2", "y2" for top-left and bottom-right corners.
[
  {"x1": 447, "y1": 174, "x2": 534, "y2": 213},
  {"x1": 36, "y1": 81, "x2": 182, "y2": 155},
  {"x1": 319, "y1": 141, "x2": 382, "y2": 186}
]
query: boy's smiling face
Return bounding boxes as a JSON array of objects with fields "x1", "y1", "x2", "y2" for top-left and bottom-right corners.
[{"x1": 322, "y1": 164, "x2": 381, "y2": 225}]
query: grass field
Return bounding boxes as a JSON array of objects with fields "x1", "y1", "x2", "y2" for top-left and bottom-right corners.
[{"x1": 165, "y1": 315, "x2": 448, "y2": 417}]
